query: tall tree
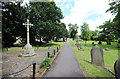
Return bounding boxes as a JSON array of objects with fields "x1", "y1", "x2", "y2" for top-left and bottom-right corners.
[
  {"x1": 2, "y1": 2, "x2": 27, "y2": 47},
  {"x1": 68, "y1": 23, "x2": 78, "y2": 40},
  {"x1": 99, "y1": 20, "x2": 116, "y2": 45},
  {"x1": 106, "y1": 1, "x2": 120, "y2": 38},
  {"x1": 81, "y1": 22, "x2": 91, "y2": 40},
  {"x1": 29, "y1": 2, "x2": 63, "y2": 43}
]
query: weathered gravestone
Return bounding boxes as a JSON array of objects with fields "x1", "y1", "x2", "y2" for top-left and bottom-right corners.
[
  {"x1": 75, "y1": 40, "x2": 79, "y2": 45},
  {"x1": 98, "y1": 41, "x2": 102, "y2": 45},
  {"x1": 91, "y1": 45, "x2": 104, "y2": 66},
  {"x1": 105, "y1": 48, "x2": 109, "y2": 51},
  {"x1": 114, "y1": 58, "x2": 120, "y2": 79}
]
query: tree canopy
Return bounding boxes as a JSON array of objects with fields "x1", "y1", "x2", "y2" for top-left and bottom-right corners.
[
  {"x1": 2, "y1": 2, "x2": 68, "y2": 47},
  {"x1": 81, "y1": 22, "x2": 91, "y2": 41},
  {"x1": 68, "y1": 23, "x2": 78, "y2": 40}
]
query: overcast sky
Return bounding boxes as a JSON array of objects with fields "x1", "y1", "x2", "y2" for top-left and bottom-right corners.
[{"x1": 22, "y1": 0, "x2": 115, "y2": 35}]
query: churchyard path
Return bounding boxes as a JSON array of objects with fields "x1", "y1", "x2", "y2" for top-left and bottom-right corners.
[{"x1": 43, "y1": 41, "x2": 85, "y2": 77}]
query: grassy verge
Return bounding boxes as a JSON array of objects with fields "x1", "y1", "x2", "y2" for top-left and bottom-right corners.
[
  {"x1": 2, "y1": 42, "x2": 65, "y2": 52},
  {"x1": 70, "y1": 40, "x2": 118, "y2": 77}
]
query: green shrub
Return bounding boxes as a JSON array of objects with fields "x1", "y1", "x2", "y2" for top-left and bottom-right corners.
[{"x1": 41, "y1": 58, "x2": 51, "y2": 69}]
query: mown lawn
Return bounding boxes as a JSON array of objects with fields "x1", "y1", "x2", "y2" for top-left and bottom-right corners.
[
  {"x1": 2, "y1": 41, "x2": 65, "y2": 52},
  {"x1": 70, "y1": 40, "x2": 118, "y2": 77}
]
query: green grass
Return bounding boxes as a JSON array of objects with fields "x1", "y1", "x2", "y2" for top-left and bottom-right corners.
[
  {"x1": 70, "y1": 40, "x2": 118, "y2": 77},
  {"x1": 2, "y1": 42, "x2": 65, "y2": 52}
]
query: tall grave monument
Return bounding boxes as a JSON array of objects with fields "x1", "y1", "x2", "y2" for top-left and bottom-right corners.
[{"x1": 20, "y1": 19, "x2": 36, "y2": 57}]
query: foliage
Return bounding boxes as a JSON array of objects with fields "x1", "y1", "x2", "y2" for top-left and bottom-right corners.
[
  {"x1": 68, "y1": 23, "x2": 78, "y2": 40},
  {"x1": 99, "y1": 20, "x2": 116, "y2": 44},
  {"x1": 55, "y1": 23, "x2": 68, "y2": 41},
  {"x1": 41, "y1": 58, "x2": 51, "y2": 69},
  {"x1": 29, "y1": 2, "x2": 64, "y2": 43},
  {"x1": 2, "y1": 2, "x2": 27, "y2": 47},
  {"x1": 90, "y1": 30, "x2": 100, "y2": 41},
  {"x1": 106, "y1": 1, "x2": 120, "y2": 38},
  {"x1": 81, "y1": 22, "x2": 91, "y2": 41},
  {"x1": 2, "y1": 2, "x2": 65, "y2": 47}
]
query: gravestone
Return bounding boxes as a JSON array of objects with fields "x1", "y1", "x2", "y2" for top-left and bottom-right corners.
[
  {"x1": 91, "y1": 45, "x2": 104, "y2": 66},
  {"x1": 75, "y1": 40, "x2": 79, "y2": 45},
  {"x1": 105, "y1": 48, "x2": 109, "y2": 51},
  {"x1": 77, "y1": 44, "x2": 82, "y2": 49},
  {"x1": 92, "y1": 42, "x2": 94, "y2": 45},
  {"x1": 98, "y1": 41, "x2": 102, "y2": 45},
  {"x1": 20, "y1": 19, "x2": 36, "y2": 57},
  {"x1": 114, "y1": 59, "x2": 120, "y2": 79}
]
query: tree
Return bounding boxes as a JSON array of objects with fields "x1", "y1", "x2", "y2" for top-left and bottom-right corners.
[
  {"x1": 29, "y1": 2, "x2": 64, "y2": 43},
  {"x1": 90, "y1": 30, "x2": 100, "y2": 41},
  {"x1": 99, "y1": 20, "x2": 116, "y2": 45},
  {"x1": 81, "y1": 22, "x2": 91, "y2": 41},
  {"x1": 2, "y1": 2, "x2": 27, "y2": 47},
  {"x1": 106, "y1": 1, "x2": 120, "y2": 38},
  {"x1": 68, "y1": 23, "x2": 78, "y2": 40},
  {"x1": 81, "y1": 22, "x2": 91, "y2": 45}
]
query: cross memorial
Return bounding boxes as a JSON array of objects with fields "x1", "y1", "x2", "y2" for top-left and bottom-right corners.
[
  {"x1": 20, "y1": 19, "x2": 35, "y2": 57},
  {"x1": 23, "y1": 19, "x2": 33, "y2": 45}
]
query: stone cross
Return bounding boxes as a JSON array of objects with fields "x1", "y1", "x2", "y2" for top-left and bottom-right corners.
[
  {"x1": 23, "y1": 19, "x2": 33, "y2": 45},
  {"x1": 20, "y1": 19, "x2": 36, "y2": 57}
]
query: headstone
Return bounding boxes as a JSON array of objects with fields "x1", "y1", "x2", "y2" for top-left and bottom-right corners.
[
  {"x1": 92, "y1": 42, "x2": 94, "y2": 45},
  {"x1": 107, "y1": 41, "x2": 111, "y2": 45},
  {"x1": 98, "y1": 41, "x2": 102, "y2": 45},
  {"x1": 105, "y1": 48, "x2": 109, "y2": 51},
  {"x1": 114, "y1": 59, "x2": 120, "y2": 79},
  {"x1": 77, "y1": 44, "x2": 82, "y2": 49},
  {"x1": 91, "y1": 45, "x2": 104, "y2": 66},
  {"x1": 37, "y1": 45, "x2": 39, "y2": 50},
  {"x1": 20, "y1": 19, "x2": 36, "y2": 57}
]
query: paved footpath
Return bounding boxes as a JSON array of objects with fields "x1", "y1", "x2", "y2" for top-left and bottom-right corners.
[{"x1": 43, "y1": 41, "x2": 85, "y2": 77}]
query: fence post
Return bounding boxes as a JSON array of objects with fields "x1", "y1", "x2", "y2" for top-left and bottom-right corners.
[
  {"x1": 37, "y1": 45, "x2": 39, "y2": 50},
  {"x1": 57, "y1": 47, "x2": 58, "y2": 52},
  {"x1": 6, "y1": 47, "x2": 8, "y2": 51},
  {"x1": 48, "y1": 52, "x2": 50, "y2": 58},
  {"x1": 59, "y1": 45, "x2": 60, "y2": 48},
  {"x1": 33, "y1": 63, "x2": 36, "y2": 79},
  {"x1": 54, "y1": 49, "x2": 55, "y2": 55}
]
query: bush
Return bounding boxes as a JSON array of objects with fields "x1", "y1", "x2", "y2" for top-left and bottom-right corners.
[{"x1": 41, "y1": 58, "x2": 51, "y2": 69}]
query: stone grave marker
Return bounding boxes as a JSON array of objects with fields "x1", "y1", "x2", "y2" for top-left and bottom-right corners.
[
  {"x1": 91, "y1": 45, "x2": 104, "y2": 66},
  {"x1": 98, "y1": 41, "x2": 102, "y2": 45},
  {"x1": 75, "y1": 40, "x2": 79, "y2": 45},
  {"x1": 105, "y1": 48, "x2": 109, "y2": 51},
  {"x1": 114, "y1": 59, "x2": 120, "y2": 79},
  {"x1": 77, "y1": 44, "x2": 82, "y2": 49}
]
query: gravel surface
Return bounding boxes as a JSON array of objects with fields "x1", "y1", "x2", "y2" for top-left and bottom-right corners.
[{"x1": 2, "y1": 49, "x2": 54, "y2": 77}]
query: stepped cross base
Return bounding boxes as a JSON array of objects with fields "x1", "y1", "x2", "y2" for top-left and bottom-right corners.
[{"x1": 19, "y1": 44, "x2": 36, "y2": 57}]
